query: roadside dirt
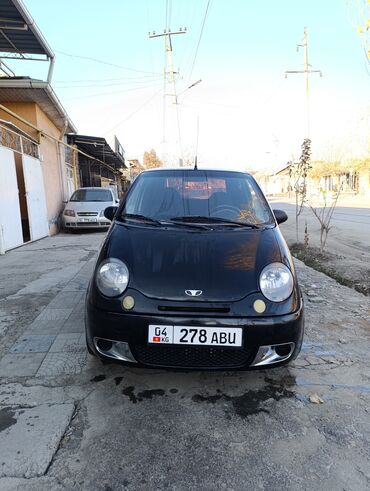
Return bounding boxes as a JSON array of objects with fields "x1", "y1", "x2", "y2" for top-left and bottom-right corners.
[{"x1": 290, "y1": 244, "x2": 370, "y2": 297}]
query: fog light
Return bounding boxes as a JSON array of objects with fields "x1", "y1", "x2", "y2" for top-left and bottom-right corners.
[
  {"x1": 122, "y1": 295, "x2": 135, "y2": 310},
  {"x1": 253, "y1": 299, "x2": 266, "y2": 313}
]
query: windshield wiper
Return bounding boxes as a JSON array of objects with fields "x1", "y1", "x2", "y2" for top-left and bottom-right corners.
[
  {"x1": 170, "y1": 216, "x2": 261, "y2": 229},
  {"x1": 122, "y1": 214, "x2": 208, "y2": 229},
  {"x1": 122, "y1": 213, "x2": 162, "y2": 226},
  {"x1": 165, "y1": 219, "x2": 209, "y2": 230}
]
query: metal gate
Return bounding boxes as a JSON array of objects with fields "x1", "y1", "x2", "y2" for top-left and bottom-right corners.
[
  {"x1": 0, "y1": 146, "x2": 23, "y2": 252},
  {"x1": 22, "y1": 154, "x2": 49, "y2": 241}
]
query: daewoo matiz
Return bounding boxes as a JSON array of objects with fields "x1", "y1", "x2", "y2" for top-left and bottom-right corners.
[{"x1": 85, "y1": 168, "x2": 304, "y2": 370}]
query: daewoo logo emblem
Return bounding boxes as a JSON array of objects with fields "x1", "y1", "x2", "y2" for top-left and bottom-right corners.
[{"x1": 185, "y1": 290, "x2": 203, "y2": 297}]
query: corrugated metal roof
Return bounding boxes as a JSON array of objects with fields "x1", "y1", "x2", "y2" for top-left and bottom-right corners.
[
  {"x1": 0, "y1": 0, "x2": 53, "y2": 57},
  {"x1": 68, "y1": 134, "x2": 126, "y2": 169},
  {"x1": 0, "y1": 78, "x2": 77, "y2": 133}
]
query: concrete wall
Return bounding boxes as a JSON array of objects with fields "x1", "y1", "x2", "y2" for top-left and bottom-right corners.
[
  {"x1": 0, "y1": 103, "x2": 38, "y2": 141},
  {"x1": 358, "y1": 169, "x2": 370, "y2": 195},
  {"x1": 0, "y1": 102, "x2": 65, "y2": 235},
  {"x1": 35, "y1": 106, "x2": 65, "y2": 235}
]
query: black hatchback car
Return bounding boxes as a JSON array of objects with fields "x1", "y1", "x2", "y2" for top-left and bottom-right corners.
[{"x1": 85, "y1": 168, "x2": 304, "y2": 370}]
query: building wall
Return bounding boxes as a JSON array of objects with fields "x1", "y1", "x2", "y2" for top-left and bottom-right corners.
[
  {"x1": 35, "y1": 105, "x2": 65, "y2": 235},
  {"x1": 0, "y1": 102, "x2": 38, "y2": 141},
  {"x1": 0, "y1": 102, "x2": 65, "y2": 235},
  {"x1": 358, "y1": 169, "x2": 370, "y2": 195}
]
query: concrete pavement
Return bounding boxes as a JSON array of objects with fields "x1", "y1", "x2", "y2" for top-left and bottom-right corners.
[{"x1": 0, "y1": 232, "x2": 370, "y2": 490}]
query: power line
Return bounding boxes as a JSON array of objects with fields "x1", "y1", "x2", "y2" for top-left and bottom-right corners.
[
  {"x1": 188, "y1": 0, "x2": 212, "y2": 81},
  {"x1": 103, "y1": 88, "x2": 163, "y2": 135},
  {"x1": 63, "y1": 82, "x2": 162, "y2": 101},
  {"x1": 55, "y1": 77, "x2": 163, "y2": 89},
  {"x1": 55, "y1": 74, "x2": 162, "y2": 84},
  {"x1": 177, "y1": 0, "x2": 199, "y2": 71},
  {"x1": 55, "y1": 49, "x2": 161, "y2": 75}
]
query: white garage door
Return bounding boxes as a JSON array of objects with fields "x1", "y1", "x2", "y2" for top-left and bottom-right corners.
[
  {"x1": 22, "y1": 154, "x2": 49, "y2": 241},
  {"x1": 0, "y1": 147, "x2": 23, "y2": 251}
]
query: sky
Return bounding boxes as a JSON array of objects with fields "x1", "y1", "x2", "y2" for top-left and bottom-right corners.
[{"x1": 6, "y1": 0, "x2": 370, "y2": 171}]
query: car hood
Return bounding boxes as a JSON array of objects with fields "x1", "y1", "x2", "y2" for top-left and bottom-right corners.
[
  {"x1": 65, "y1": 201, "x2": 114, "y2": 213},
  {"x1": 103, "y1": 223, "x2": 283, "y2": 302}
]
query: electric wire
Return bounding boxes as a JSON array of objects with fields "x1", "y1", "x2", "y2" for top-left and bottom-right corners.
[
  {"x1": 103, "y1": 88, "x2": 163, "y2": 135},
  {"x1": 187, "y1": 0, "x2": 212, "y2": 81},
  {"x1": 63, "y1": 82, "x2": 162, "y2": 101},
  {"x1": 146, "y1": 0, "x2": 164, "y2": 134},
  {"x1": 55, "y1": 74, "x2": 162, "y2": 84},
  {"x1": 55, "y1": 77, "x2": 163, "y2": 89},
  {"x1": 177, "y1": 0, "x2": 199, "y2": 76},
  {"x1": 55, "y1": 49, "x2": 161, "y2": 75}
]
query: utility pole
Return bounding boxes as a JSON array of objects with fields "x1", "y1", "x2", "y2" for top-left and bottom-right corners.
[
  {"x1": 285, "y1": 27, "x2": 322, "y2": 138},
  {"x1": 149, "y1": 27, "x2": 186, "y2": 165}
]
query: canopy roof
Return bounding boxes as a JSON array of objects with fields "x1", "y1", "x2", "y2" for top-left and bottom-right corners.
[
  {"x1": 0, "y1": 0, "x2": 53, "y2": 58},
  {"x1": 68, "y1": 134, "x2": 126, "y2": 170}
]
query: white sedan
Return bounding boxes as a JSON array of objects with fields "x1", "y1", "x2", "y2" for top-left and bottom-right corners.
[{"x1": 62, "y1": 187, "x2": 118, "y2": 231}]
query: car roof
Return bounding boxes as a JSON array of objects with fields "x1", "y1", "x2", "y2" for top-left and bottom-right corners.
[
  {"x1": 141, "y1": 167, "x2": 252, "y2": 177},
  {"x1": 75, "y1": 187, "x2": 113, "y2": 191}
]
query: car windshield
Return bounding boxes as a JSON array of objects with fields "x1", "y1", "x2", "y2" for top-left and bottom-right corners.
[
  {"x1": 70, "y1": 189, "x2": 112, "y2": 202},
  {"x1": 122, "y1": 170, "x2": 273, "y2": 226}
]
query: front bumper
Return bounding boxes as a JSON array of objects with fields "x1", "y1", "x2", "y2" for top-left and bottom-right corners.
[
  {"x1": 63, "y1": 216, "x2": 110, "y2": 229},
  {"x1": 85, "y1": 303, "x2": 304, "y2": 370}
]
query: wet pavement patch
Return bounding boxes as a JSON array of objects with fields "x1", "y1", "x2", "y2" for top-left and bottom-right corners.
[
  {"x1": 114, "y1": 376, "x2": 123, "y2": 386},
  {"x1": 90, "y1": 374, "x2": 106, "y2": 383},
  {"x1": 232, "y1": 384, "x2": 294, "y2": 417},
  {"x1": 122, "y1": 386, "x2": 166, "y2": 403},
  {"x1": 192, "y1": 379, "x2": 295, "y2": 417},
  {"x1": 137, "y1": 389, "x2": 165, "y2": 400},
  {"x1": 0, "y1": 407, "x2": 17, "y2": 432},
  {"x1": 122, "y1": 386, "x2": 137, "y2": 403}
]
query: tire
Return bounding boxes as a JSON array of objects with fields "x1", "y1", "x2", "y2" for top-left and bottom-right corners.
[{"x1": 85, "y1": 331, "x2": 95, "y2": 355}]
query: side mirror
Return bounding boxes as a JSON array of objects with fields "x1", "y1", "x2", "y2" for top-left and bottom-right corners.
[
  {"x1": 115, "y1": 199, "x2": 119, "y2": 204},
  {"x1": 104, "y1": 206, "x2": 118, "y2": 221},
  {"x1": 273, "y1": 209, "x2": 288, "y2": 224}
]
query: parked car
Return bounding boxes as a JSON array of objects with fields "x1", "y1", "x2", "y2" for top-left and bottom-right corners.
[
  {"x1": 85, "y1": 168, "x2": 304, "y2": 370},
  {"x1": 63, "y1": 187, "x2": 117, "y2": 231}
]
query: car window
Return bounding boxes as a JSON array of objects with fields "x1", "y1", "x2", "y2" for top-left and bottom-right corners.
[
  {"x1": 123, "y1": 171, "x2": 273, "y2": 225},
  {"x1": 70, "y1": 189, "x2": 112, "y2": 202}
]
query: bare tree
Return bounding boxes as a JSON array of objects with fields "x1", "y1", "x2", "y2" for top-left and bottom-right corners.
[
  {"x1": 308, "y1": 186, "x2": 342, "y2": 253},
  {"x1": 289, "y1": 138, "x2": 312, "y2": 242}
]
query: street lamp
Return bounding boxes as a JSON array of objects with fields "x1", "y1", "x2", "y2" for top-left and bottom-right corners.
[{"x1": 178, "y1": 79, "x2": 202, "y2": 98}]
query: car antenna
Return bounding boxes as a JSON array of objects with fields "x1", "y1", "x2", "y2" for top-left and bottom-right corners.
[{"x1": 194, "y1": 115, "x2": 199, "y2": 170}]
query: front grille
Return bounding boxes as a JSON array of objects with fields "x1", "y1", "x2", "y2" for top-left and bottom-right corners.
[
  {"x1": 158, "y1": 306, "x2": 230, "y2": 314},
  {"x1": 133, "y1": 344, "x2": 255, "y2": 369},
  {"x1": 77, "y1": 212, "x2": 99, "y2": 216},
  {"x1": 76, "y1": 222, "x2": 102, "y2": 226}
]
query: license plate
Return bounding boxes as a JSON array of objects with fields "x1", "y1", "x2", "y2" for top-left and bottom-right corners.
[
  {"x1": 80, "y1": 218, "x2": 97, "y2": 222},
  {"x1": 148, "y1": 325, "x2": 242, "y2": 347}
]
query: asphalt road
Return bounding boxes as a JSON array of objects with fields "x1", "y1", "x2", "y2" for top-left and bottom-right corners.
[
  {"x1": 0, "y1": 232, "x2": 370, "y2": 490},
  {"x1": 269, "y1": 200, "x2": 370, "y2": 258}
]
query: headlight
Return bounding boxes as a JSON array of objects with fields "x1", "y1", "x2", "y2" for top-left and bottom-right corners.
[
  {"x1": 64, "y1": 209, "x2": 75, "y2": 217},
  {"x1": 96, "y1": 258, "x2": 129, "y2": 297},
  {"x1": 259, "y1": 262, "x2": 293, "y2": 302}
]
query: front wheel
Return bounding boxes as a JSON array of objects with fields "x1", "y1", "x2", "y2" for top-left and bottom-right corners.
[{"x1": 85, "y1": 331, "x2": 95, "y2": 355}]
